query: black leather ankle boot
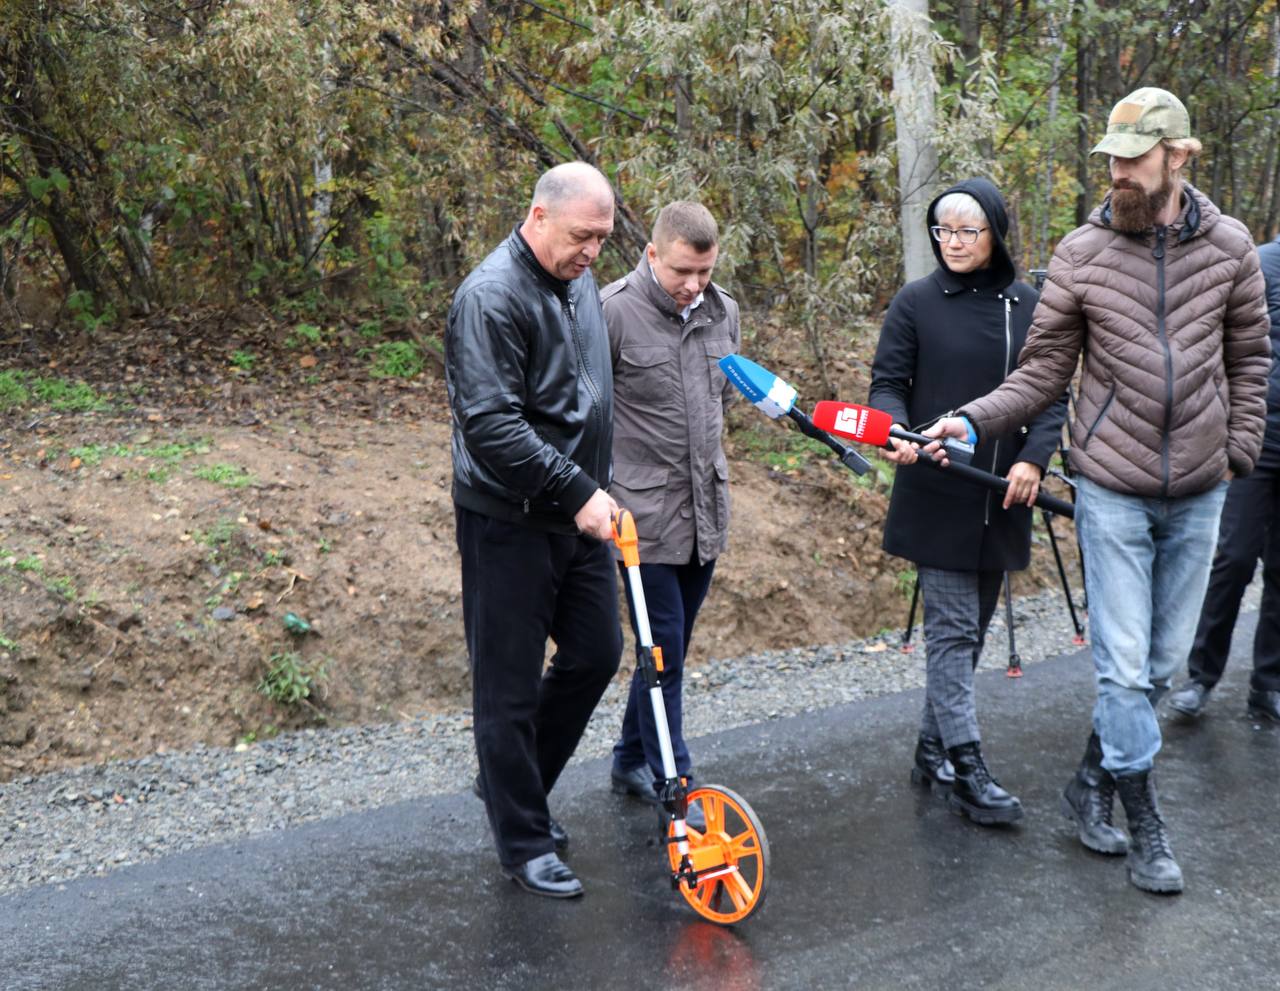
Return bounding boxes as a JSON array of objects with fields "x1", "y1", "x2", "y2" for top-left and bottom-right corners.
[
  {"x1": 1114, "y1": 770, "x2": 1183, "y2": 894},
  {"x1": 911, "y1": 734, "x2": 955, "y2": 792},
  {"x1": 1060, "y1": 731, "x2": 1128, "y2": 855},
  {"x1": 946, "y1": 742, "x2": 1023, "y2": 825}
]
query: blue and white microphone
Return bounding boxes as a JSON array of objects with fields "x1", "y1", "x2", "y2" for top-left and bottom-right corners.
[
  {"x1": 719, "y1": 354, "x2": 799, "y2": 420},
  {"x1": 719, "y1": 355, "x2": 872, "y2": 477}
]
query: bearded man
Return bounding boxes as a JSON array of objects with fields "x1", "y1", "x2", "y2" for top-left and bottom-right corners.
[{"x1": 924, "y1": 88, "x2": 1270, "y2": 894}]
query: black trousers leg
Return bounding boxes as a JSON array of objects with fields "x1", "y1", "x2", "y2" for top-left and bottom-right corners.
[
  {"x1": 1251, "y1": 459, "x2": 1280, "y2": 691},
  {"x1": 1185, "y1": 464, "x2": 1275, "y2": 688},
  {"x1": 456, "y1": 507, "x2": 621, "y2": 869},
  {"x1": 539, "y1": 537, "x2": 623, "y2": 794}
]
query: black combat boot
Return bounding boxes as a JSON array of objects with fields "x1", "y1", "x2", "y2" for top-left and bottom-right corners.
[
  {"x1": 946, "y1": 742, "x2": 1023, "y2": 825},
  {"x1": 910, "y1": 734, "x2": 955, "y2": 792},
  {"x1": 1114, "y1": 770, "x2": 1183, "y2": 894},
  {"x1": 1060, "y1": 731, "x2": 1128, "y2": 855}
]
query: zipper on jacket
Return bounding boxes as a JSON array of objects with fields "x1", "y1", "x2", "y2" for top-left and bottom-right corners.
[
  {"x1": 565, "y1": 297, "x2": 605, "y2": 477},
  {"x1": 985, "y1": 295, "x2": 1014, "y2": 527},
  {"x1": 1154, "y1": 226, "x2": 1173, "y2": 496}
]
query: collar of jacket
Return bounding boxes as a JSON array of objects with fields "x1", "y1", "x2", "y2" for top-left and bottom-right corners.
[
  {"x1": 507, "y1": 225, "x2": 575, "y2": 302},
  {"x1": 1096, "y1": 180, "x2": 1205, "y2": 244},
  {"x1": 633, "y1": 253, "x2": 727, "y2": 327},
  {"x1": 930, "y1": 266, "x2": 1020, "y2": 303}
]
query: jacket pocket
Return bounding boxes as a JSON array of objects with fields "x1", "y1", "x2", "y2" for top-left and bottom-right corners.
[
  {"x1": 713, "y1": 454, "x2": 730, "y2": 534},
  {"x1": 617, "y1": 345, "x2": 675, "y2": 404},
  {"x1": 610, "y1": 461, "x2": 672, "y2": 538},
  {"x1": 1082, "y1": 383, "x2": 1117, "y2": 450}
]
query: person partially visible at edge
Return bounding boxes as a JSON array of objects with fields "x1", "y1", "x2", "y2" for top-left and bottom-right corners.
[
  {"x1": 445, "y1": 161, "x2": 622, "y2": 900},
  {"x1": 600, "y1": 201, "x2": 740, "y2": 832},
  {"x1": 1166, "y1": 233, "x2": 1280, "y2": 725},
  {"x1": 924, "y1": 88, "x2": 1270, "y2": 894},
  {"x1": 869, "y1": 177, "x2": 1067, "y2": 829}
]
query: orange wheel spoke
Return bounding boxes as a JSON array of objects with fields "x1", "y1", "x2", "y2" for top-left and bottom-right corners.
[
  {"x1": 726, "y1": 869, "x2": 753, "y2": 912},
  {"x1": 696, "y1": 879, "x2": 718, "y2": 909},
  {"x1": 704, "y1": 794, "x2": 725, "y2": 835},
  {"x1": 729, "y1": 831, "x2": 760, "y2": 862}
]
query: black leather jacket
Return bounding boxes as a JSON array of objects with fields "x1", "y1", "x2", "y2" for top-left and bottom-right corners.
[{"x1": 445, "y1": 227, "x2": 614, "y2": 533}]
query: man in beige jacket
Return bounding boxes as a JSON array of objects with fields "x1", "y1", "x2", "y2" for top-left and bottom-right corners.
[
  {"x1": 601, "y1": 202, "x2": 739, "y2": 829},
  {"x1": 926, "y1": 88, "x2": 1270, "y2": 894}
]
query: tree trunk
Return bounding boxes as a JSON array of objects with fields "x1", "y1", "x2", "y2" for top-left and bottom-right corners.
[
  {"x1": 1074, "y1": 0, "x2": 1093, "y2": 227},
  {"x1": 890, "y1": 0, "x2": 941, "y2": 284}
]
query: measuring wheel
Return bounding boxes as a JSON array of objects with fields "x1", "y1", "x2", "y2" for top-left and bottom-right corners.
[
  {"x1": 613, "y1": 508, "x2": 769, "y2": 925},
  {"x1": 666, "y1": 784, "x2": 769, "y2": 925}
]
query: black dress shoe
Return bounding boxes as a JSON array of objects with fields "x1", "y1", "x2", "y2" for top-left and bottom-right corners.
[
  {"x1": 472, "y1": 775, "x2": 569, "y2": 851},
  {"x1": 503, "y1": 852, "x2": 583, "y2": 899},
  {"x1": 610, "y1": 764, "x2": 659, "y2": 805},
  {"x1": 1247, "y1": 689, "x2": 1280, "y2": 723},
  {"x1": 1167, "y1": 681, "x2": 1212, "y2": 718}
]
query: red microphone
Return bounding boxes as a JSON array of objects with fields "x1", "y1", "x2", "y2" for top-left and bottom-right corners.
[
  {"x1": 811, "y1": 401, "x2": 974, "y2": 464},
  {"x1": 810, "y1": 402, "x2": 894, "y2": 446}
]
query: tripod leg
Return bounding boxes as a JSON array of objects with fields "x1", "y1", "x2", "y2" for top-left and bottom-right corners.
[
  {"x1": 1003, "y1": 572, "x2": 1022, "y2": 678},
  {"x1": 901, "y1": 575, "x2": 920, "y2": 653},
  {"x1": 1041, "y1": 510, "x2": 1085, "y2": 643}
]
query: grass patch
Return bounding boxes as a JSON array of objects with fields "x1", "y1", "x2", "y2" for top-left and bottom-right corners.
[
  {"x1": 0, "y1": 371, "x2": 109, "y2": 413},
  {"x1": 287, "y1": 323, "x2": 326, "y2": 349},
  {"x1": 0, "y1": 632, "x2": 17, "y2": 652},
  {"x1": 734, "y1": 425, "x2": 833, "y2": 471},
  {"x1": 193, "y1": 519, "x2": 238, "y2": 549},
  {"x1": 368, "y1": 340, "x2": 424, "y2": 379},
  {"x1": 258, "y1": 651, "x2": 327, "y2": 706},
  {"x1": 14, "y1": 556, "x2": 43, "y2": 573},
  {"x1": 0, "y1": 371, "x2": 30, "y2": 410},
  {"x1": 193, "y1": 463, "x2": 254, "y2": 488},
  {"x1": 229, "y1": 350, "x2": 257, "y2": 371},
  {"x1": 46, "y1": 575, "x2": 77, "y2": 600}
]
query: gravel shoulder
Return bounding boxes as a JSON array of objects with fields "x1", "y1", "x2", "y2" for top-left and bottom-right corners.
[{"x1": 1, "y1": 581, "x2": 1262, "y2": 898}]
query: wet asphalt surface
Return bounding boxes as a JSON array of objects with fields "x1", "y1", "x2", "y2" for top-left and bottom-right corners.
[{"x1": 3, "y1": 612, "x2": 1279, "y2": 991}]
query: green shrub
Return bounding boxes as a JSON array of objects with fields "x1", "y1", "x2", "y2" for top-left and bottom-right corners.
[
  {"x1": 368, "y1": 340, "x2": 424, "y2": 379},
  {"x1": 258, "y1": 651, "x2": 326, "y2": 706}
]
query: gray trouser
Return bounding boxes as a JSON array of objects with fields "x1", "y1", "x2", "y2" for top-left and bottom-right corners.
[{"x1": 918, "y1": 567, "x2": 1003, "y2": 748}]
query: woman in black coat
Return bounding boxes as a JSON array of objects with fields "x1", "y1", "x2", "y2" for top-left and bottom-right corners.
[{"x1": 869, "y1": 177, "x2": 1067, "y2": 826}]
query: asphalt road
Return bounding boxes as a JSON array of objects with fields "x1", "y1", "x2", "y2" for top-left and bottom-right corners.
[{"x1": 4, "y1": 612, "x2": 1278, "y2": 991}]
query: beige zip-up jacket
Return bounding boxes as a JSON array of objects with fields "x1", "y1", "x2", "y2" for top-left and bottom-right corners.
[
  {"x1": 601, "y1": 255, "x2": 740, "y2": 564},
  {"x1": 962, "y1": 183, "x2": 1270, "y2": 497}
]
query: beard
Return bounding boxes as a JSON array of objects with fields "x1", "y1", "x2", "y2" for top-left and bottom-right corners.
[{"x1": 1110, "y1": 163, "x2": 1176, "y2": 233}]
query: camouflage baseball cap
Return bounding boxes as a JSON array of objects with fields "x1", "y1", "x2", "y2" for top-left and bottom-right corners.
[{"x1": 1090, "y1": 87, "x2": 1191, "y2": 158}]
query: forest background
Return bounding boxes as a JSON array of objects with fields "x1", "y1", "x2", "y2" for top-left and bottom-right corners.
[{"x1": 1, "y1": 0, "x2": 1278, "y2": 772}]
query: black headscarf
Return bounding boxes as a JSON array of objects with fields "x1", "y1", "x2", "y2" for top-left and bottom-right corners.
[{"x1": 925, "y1": 177, "x2": 1016, "y2": 292}]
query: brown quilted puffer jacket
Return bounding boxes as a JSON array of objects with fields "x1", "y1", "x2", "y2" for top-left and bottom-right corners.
[{"x1": 961, "y1": 183, "x2": 1270, "y2": 497}]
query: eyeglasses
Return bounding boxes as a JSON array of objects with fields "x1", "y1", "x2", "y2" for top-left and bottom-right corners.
[{"x1": 930, "y1": 225, "x2": 987, "y2": 244}]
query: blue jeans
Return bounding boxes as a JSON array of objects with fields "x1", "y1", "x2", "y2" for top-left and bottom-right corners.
[{"x1": 1076, "y1": 476, "x2": 1228, "y2": 774}]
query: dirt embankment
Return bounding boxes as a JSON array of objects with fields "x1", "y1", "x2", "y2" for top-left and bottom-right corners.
[{"x1": 0, "y1": 325, "x2": 1079, "y2": 781}]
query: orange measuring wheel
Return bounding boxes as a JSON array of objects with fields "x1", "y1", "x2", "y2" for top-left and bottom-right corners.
[{"x1": 666, "y1": 785, "x2": 769, "y2": 925}]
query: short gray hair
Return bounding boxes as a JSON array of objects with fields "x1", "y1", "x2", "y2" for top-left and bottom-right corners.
[
  {"x1": 932, "y1": 192, "x2": 987, "y2": 227},
  {"x1": 530, "y1": 162, "x2": 612, "y2": 212}
]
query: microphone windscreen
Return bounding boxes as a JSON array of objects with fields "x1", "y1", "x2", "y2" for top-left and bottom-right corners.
[
  {"x1": 719, "y1": 354, "x2": 797, "y2": 419},
  {"x1": 811, "y1": 401, "x2": 893, "y2": 446}
]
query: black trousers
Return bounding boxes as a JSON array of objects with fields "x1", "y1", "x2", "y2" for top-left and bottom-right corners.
[
  {"x1": 1186, "y1": 452, "x2": 1280, "y2": 693},
  {"x1": 455, "y1": 506, "x2": 622, "y2": 868}
]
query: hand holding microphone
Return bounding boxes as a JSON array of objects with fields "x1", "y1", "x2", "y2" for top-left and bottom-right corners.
[
  {"x1": 810, "y1": 402, "x2": 975, "y2": 466},
  {"x1": 811, "y1": 400, "x2": 1074, "y2": 518},
  {"x1": 920, "y1": 416, "x2": 975, "y2": 464}
]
